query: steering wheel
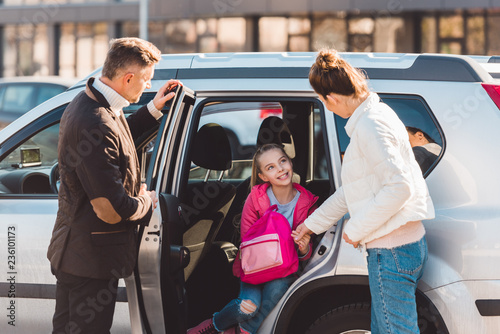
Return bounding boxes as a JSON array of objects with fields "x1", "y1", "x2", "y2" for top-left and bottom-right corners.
[{"x1": 49, "y1": 162, "x2": 60, "y2": 194}]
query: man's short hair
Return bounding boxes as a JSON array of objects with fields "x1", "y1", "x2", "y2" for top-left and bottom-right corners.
[{"x1": 102, "y1": 38, "x2": 161, "y2": 80}]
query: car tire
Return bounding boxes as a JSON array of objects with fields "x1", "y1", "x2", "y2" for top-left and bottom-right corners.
[{"x1": 305, "y1": 302, "x2": 371, "y2": 334}]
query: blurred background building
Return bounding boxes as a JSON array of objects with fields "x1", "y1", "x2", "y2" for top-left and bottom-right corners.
[{"x1": 0, "y1": 0, "x2": 499, "y2": 78}]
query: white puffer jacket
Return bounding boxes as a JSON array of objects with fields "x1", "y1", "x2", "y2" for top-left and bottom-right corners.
[{"x1": 304, "y1": 93, "x2": 435, "y2": 245}]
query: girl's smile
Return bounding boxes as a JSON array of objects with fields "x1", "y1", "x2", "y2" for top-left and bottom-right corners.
[{"x1": 257, "y1": 148, "x2": 293, "y2": 187}]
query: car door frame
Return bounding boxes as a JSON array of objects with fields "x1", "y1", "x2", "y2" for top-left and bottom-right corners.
[{"x1": 131, "y1": 85, "x2": 197, "y2": 334}]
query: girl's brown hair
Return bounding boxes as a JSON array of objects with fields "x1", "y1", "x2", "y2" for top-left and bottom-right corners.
[
  {"x1": 309, "y1": 49, "x2": 369, "y2": 99},
  {"x1": 250, "y1": 143, "x2": 289, "y2": 188}
]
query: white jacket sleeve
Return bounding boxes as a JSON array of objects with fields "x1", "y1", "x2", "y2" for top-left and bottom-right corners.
[
  {"x1": 343, "y1": 117, "x2": 412, "y2": 242},
  {"x1": 304, "y1": 187, "x2": 348, "y2": 235}
]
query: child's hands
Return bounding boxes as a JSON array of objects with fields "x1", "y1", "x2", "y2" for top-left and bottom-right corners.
[
  {"x1": 292, "y1": 224, "x2": 312, "y2": 242},
  {"x1": 292, "y1": 224, "x2": 313, "y2": 255},
  {"x1": 295, "y1": 232, "x2": 310, "y2": 255}
]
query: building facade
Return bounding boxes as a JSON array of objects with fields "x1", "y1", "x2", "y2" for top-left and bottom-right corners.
[{"x1": 0, "y1": 0, "x2": 499, "y2": 78}]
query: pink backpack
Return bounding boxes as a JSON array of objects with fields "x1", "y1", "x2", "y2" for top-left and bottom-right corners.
[{"x1": 239, "y1": 205, "x2": 298, "y2": 285}]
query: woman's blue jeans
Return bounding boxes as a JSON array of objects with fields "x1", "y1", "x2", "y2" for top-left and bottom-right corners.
[
  {"x1": 367, "y1": 237, "x2": 428, "y2": 334},
  {"x1": 213, "y1": 275, "x2": 294, "y2": 333}
]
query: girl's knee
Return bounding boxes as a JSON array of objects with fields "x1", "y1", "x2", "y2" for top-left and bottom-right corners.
[{"x1": 240, "y1": 299, "x2": 257, "y2": 315}]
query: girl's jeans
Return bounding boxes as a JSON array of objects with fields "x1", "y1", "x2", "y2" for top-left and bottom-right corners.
[
  {"x1": 213, "y1": 275, "x2": 294, "y2": 333},
  {"x1": 367, "y1": 236, "x2": 428, "y2": 334}
]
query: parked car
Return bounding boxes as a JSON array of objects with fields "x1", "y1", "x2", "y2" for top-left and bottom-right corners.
[
  {"x1": 0, "y1": 76, "x2": 77, "y2": 130},
  {"x1": 1, "y1": 52, "x2": 500, "y2": 334}
]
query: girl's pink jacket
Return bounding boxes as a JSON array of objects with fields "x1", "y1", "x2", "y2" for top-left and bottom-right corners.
[{"x1": 233, "y1": 182, "x2": 318, "y2": 277}]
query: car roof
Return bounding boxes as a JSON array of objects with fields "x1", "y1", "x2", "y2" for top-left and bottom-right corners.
[
  {"x1": 2, "y1": 52, "x2": 497, "y2": 143},
  {"x1": 70, "y1": 52, "x2": 494, "y2": 92},
  {"x1": 469, "y1": 55, "x2": 500, "y2": 80},
  {"x1": 0, "y1": 75, "x2": 78, "y2": 87}
]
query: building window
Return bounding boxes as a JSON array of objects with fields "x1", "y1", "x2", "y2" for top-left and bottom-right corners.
[
  {"x1": 348, "y1": 16, "x2": 374, "y2": 52},
  {"x1": 218, "y1": 17, "x2": 247, "y2": 52},
  {"x1": 487, "y1": 9, "x2": 500, "y2": 55},
  {"x1": 197, "y1": 18, "x2": 218, "y2": 53},
  {"x1": 3, "y1": 26, "x2": 17, "y2": 77},
  {"x1": 165, "y1": 20, "x2": 196, "y2": 54},
  {"x1": 33, "y1": 24, "x2": 49, "y2": 76},
  {"x1": 466, "y1": 11, "x2": 485, "y2": 55},
  {"x1": 58, "y1": 22, "x2": 109, "y2": 78},
  {"x1": 258, "y1": 16, "x2": 311, "y2": 52},
  {"x1": 122, "y1": 21, "x2": 139, "y2": 38},
  {"x1": 76, "y1": 24, "x2": 93, "y2": 77},
  {"x1": 421, "y1": 16, "x2": 437, "y2": 53},
  {"x1": 311, "y1": 14, "x2": 347, "y2": 51},
  {"x1": 374, "y1": 17, "x2": 405, "y2": 53},
  {"x1": 18, "y1": 25, "x2": 34, "y2": 75},
  {"x1": 149, "y1": 21, "x2": 167, "y2": 53},
  {"x1": 259, "y1": 17, "x2": 288, "y2": 51},
  {"x1": 59, "y1": 23, "x2": 76, "y2": 77},
  {"x1": 93, "y1": 23, "x2": 109, "y2": 71},
  {"x1": 288, "y1": 17, "x2": 311, "y2": 52},
  {"x1": 438, "y1": 11, "x2": 464, "y2": 54}
]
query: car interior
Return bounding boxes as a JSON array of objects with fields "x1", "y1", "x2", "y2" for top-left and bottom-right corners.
[{"x1": 181, "y1": 98, "x2": 332, "y2": 326}]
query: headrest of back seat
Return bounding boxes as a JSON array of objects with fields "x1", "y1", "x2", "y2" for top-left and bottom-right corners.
[
  {"x1": 257, "y1": 116, "x2": 295, "y2": 159},
  {"x1": 192, "y1": 123, "x2": 232, "y2": 171}
]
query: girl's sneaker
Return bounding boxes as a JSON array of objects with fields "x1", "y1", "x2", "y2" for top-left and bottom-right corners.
[
  {"x1": 237, "y1": 326, "x2": 251, "y2": 334},
  {"x1": 187, "y1": 318, "x2": 218, "y2": 334}
]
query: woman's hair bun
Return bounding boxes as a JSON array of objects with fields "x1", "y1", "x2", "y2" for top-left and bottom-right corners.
[{"x1": 316, "y1": 49, "x2": 343, "y2": 71}]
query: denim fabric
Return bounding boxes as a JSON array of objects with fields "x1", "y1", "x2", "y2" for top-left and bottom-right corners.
[
  {"x1": 213, "y1": 276, "x2": 294, "y2": 334},
  {"x1": 367, "y1": 237, "x2": 428, "y2": 334}
]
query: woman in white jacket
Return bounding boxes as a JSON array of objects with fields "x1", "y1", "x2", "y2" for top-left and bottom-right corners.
[{"x1": 293, "y1": 50, "x2": 435, "y2": 334}]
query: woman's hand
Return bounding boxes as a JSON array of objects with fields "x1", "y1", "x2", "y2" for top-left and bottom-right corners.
[{"x1": 342, "y1": 232, "x2": 359, "y2": 248}]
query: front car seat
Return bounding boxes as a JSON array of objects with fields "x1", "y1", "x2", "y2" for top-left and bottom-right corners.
[{"x1": 181, "y1": 123, "x2": 236, "y2": 279}]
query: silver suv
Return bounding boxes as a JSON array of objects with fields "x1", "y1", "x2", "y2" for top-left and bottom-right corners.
[{"x1": 1, "y1": 52, "x2": 499, "y2": 334}]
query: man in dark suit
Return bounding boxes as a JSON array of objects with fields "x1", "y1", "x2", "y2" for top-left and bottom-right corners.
[{"x1": 47, "y1": 37, "x2": 180, "y2": 334}]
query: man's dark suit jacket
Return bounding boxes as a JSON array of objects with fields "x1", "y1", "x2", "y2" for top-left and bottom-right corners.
[{"x1": 47, "y1": 77, "x2": 159, "y2": 279}]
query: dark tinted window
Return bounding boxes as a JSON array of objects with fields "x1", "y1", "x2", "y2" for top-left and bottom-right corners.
[
  {"x1": 334, "y1": 94, "x2": 443, "y2": 176},
  {"x1": 3, "y1": 84, "x2": 36, "y2": 114},
  {"x1": 35, "y1": 85, "x2": 67, "y2": 106}
]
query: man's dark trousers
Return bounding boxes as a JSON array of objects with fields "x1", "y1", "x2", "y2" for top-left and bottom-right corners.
[{"x1": 52, "y1": 269, "x2": 119, "y2": 334}]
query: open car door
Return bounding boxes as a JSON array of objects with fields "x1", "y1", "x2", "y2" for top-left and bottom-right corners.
[{"x1": 129, "y1": 85, "x2": 196, "y2": 334}]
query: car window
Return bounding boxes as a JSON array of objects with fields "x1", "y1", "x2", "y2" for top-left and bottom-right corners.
[
  {"x1": 189, "y1": 101, "x2": 283, "y2": 182},
  {"x1": 2, "y1": 84, "x2": 36, "y2": 114},
  {"x1": 35, "y1": 85, "x2": 67, "y2": 106},
  {"x1": 334, "y1": 94, "x2": 443, "y2": 176},
  {"x1": 0, "y1": 92, "x2": 160, "y2": 195},
  {"x1": 313, "y1": 105, "x2": 329, "y2": 180},
  {"x1": 0, "y1": 123, "x2": 59, "y2": 171},
  {"x1": 0, "y1": 122, "x2": 59, "y2": 195},
  {"x1": 0, "y1": 86, "x2": 5, "y2": 110}
]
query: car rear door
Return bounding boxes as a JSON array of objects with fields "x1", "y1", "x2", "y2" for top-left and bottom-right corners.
[{"x1": 131, "y1": 85, "x2": 196, "y2": 334}]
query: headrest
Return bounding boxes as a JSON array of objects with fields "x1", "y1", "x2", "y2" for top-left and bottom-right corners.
[
  {"x1": 256, "y1": 116, "x2": 295, "y2": 159},
  {"x1": 192, "y1": 123, "x2": 232, "y2": 171}
]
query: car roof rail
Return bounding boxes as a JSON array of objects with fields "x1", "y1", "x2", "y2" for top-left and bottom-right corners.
[
  {"x1": 153, "y1": 53, "x2": 491, "y2": 83},
  {"x1": 488, "y1": 56, "x2": 500, "y2": 63},
  {"x1": 75, "y1": 52, "x2": 494, "y2": 86}
]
